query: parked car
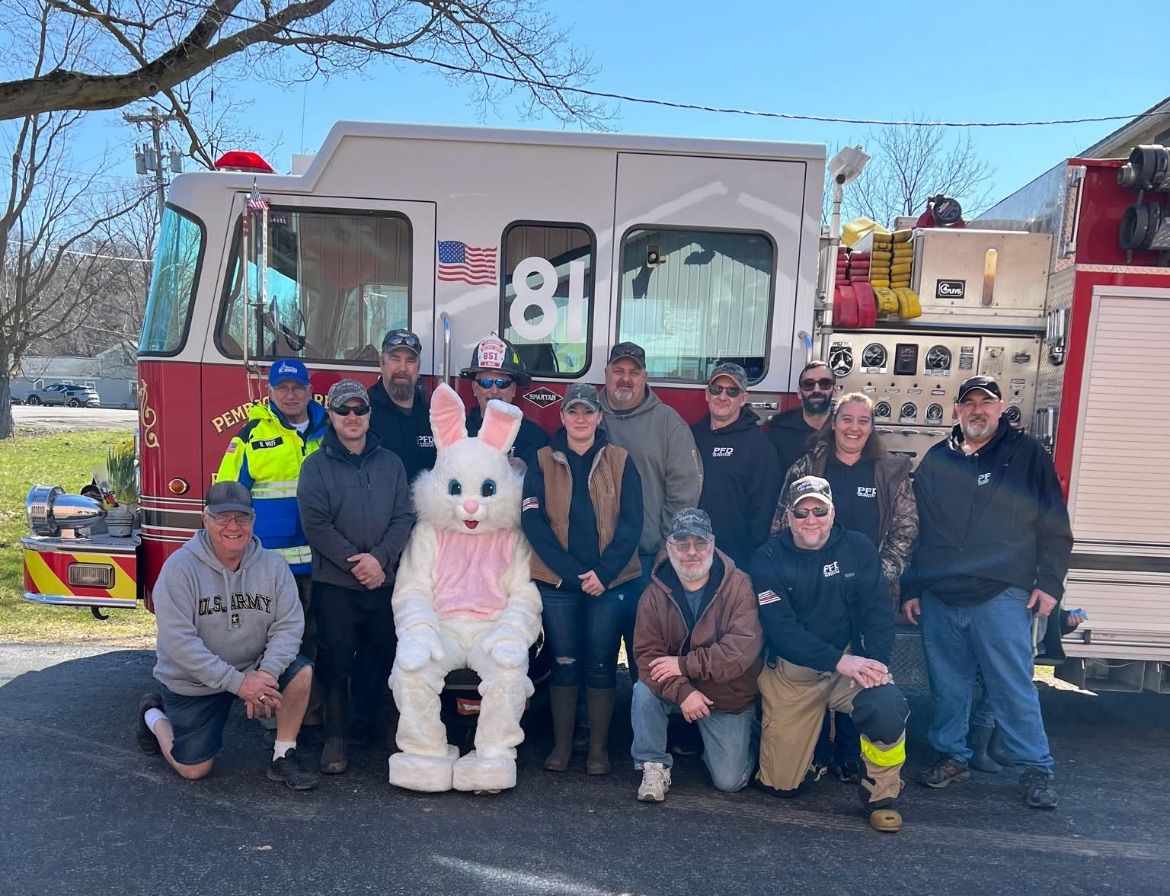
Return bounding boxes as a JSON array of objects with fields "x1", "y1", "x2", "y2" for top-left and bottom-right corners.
[{"x1": 23, "y1": 383, "x2": 101, "y2": 408}]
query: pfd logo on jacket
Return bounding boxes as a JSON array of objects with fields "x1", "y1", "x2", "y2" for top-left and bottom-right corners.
[
  {"x1": 418, "y1": 435, "x2": 435, "y2": 448},
  {"x1": 857, "y1": 486, "x2": 876, "y2": 498},
  {"x1": 712, "y1": 447, "x2": 734, "y2": 457},
  {"x1": 978, "y1": 472, "x2": 991, "y2": 485},
  {"x1": 823, "y1": 562, "x2": 840, "y2": 578}
]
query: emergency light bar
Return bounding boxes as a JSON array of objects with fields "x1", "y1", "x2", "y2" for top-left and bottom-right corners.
[{"x1": 213, "y1": 151, "x2": 275, "y2": 173}]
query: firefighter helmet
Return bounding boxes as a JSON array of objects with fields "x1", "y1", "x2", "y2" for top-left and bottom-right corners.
[{"x1": 459, "y1": 333, "x2": 531, "y2": 387}]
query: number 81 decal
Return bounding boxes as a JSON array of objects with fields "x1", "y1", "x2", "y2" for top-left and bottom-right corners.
[{"x1": 508, "y1": 256, "x2": 587, "y2": 342}]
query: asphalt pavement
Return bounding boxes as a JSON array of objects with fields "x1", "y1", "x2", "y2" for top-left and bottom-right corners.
[
  {"x1": 1, "y1": 642, "x2": 1167, "y2": 896},
  {"x1": 11, "y1": 405, "x2": 138, "y2": 434}
]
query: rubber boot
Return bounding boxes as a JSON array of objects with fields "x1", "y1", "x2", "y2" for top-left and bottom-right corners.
[
  {"x1": 585, "y1": 687, "x2": 615, "y2": 775},
  {"x1": 544, "y1": 686, "x2": 578, "y2": 772},
  {"x1": 320, "y1": 680, "x2": 349, "y2": 775},
  {"x1": 986, "y1": 725, "x2": 1012, "y2": 769},
  {"x1": 968, "y1": 724, "x2": 1002, "y2": 773}
]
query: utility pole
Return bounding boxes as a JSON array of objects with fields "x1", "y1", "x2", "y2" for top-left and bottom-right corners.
[{"x1": 123, "y1": 108, "x2": 181, "y2": 218}]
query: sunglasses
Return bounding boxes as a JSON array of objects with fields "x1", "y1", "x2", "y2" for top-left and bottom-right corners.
[
  {"x1": 206, "y1": 511, "x2": 254, "y2": 526},
  {"x1": 331, "y1": 404, "x2": 371, "y2": 416},
  {"x1": 800, "y1": 378, "x2": 836, "y2": 391},
  {"x1": 790, "y1": 504, "x2": 830, "y2": 519},
  {"x1": 707, "y1": 384, "x2": 744, "y2": 398},
  {"x1": 383, "y1": 331, "x2": 422, "y2": 352},
  {"x1": 475, "y1": 377, "x2": 514, "y2": 390}
]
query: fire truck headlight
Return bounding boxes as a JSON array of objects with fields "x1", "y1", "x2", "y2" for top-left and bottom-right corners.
[
  {"x1": 26, "y1": 484, "x2": 106, "y2": 537},
  {"x1": 67, "y1": 564, "x2": 115, "y2": 588}
]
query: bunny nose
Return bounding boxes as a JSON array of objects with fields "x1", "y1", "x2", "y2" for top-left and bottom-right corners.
[{"x1": 462, "y1": 499, "x2": 480, "y2": 514}]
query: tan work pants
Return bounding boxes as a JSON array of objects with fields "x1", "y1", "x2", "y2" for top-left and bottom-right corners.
[{"x1": 758, "y1": 659, "x2": 905, "y2": 805}]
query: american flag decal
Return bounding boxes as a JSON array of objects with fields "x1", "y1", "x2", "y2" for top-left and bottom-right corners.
[
  {"x1": 521, "y1": 497, "x2": 539, "y2": 512},
  {"x1": 757, "y1": 590, "x2": 780, "y2": 606},
  {"x1": 437, "y1": 240, "x2": 497, "y2": 286}
]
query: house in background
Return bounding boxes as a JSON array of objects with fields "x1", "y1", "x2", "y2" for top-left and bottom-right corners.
[{"x1": 11, "y1": 343, "x2": 138, "y2": 409}]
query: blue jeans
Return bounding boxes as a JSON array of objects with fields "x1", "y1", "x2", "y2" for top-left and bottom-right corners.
[
  {"x1": 621, "y1": 553, "x2": 658, "y2": 682},
  {"x1": 630, "y1": 680, "x2": 757, "y2": 792},
  {"x1": 540, "y1": 583, "x2": 629, "y2": 689},
  {"x1": 920, "y1": 588, "x2": 1054, "y2": 774}
]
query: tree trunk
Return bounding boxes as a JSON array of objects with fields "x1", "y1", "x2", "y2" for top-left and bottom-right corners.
[{"x1": 0, "y1": 374, "x2": 13, "y2": 440}]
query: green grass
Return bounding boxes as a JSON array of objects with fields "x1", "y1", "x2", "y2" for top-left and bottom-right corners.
[{"x1": 0, "y1": 429, "x2": 156, "y2": 646}]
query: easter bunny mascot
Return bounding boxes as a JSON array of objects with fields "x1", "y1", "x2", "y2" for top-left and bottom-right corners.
[{"x1": 387, "y1": 383, "x2": 542, "y2": 793}]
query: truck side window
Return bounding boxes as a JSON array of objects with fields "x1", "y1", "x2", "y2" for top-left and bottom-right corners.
[
  {"x1": 217, "y1": 208, "x2": 411, "y2": 364},
  {"x1": 500, "y1": 222, "x2": 594, "y2": 377},
  {"x1": 618, "y1": 227, "x2": 774, "y2": 384}
]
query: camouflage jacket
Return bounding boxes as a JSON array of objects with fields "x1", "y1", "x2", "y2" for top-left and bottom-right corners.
[{"x1": 771, "y1": 440, "x2": 918, "y2": 605}]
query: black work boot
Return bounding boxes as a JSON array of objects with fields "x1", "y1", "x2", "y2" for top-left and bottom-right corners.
[
  {"x1": 320, "y1": 681, "x2": 349, "y2": 775},
  {"x1": 585, "y1": 688, "x2": 615, "y2": 775},
  {"x1": 968, "y1": 724, "x2": 1002, "y2": 773},
  {"x1": 544, "y1": 685, "x2": 578, "y2": 772}
]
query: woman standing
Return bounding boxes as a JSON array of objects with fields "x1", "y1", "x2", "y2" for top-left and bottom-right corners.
[
  {"x1": 772, "y1": 392, "x2": 918, "y2": 780},
  {"x1": 521, "y1": 383, "x2": 643, "y2": 775}
]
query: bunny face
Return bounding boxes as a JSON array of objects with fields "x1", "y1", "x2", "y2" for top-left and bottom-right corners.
[
  {"x1": 411, "y1": 384, "x2": 524, "y2": 536},
  {"x1": 413, "y1": 439, "x2": 523, "y2": 534}
]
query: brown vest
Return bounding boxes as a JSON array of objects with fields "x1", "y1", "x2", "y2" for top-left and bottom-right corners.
[{"x1": 528, "y1": 443, "x2": 642, "y2": 589}]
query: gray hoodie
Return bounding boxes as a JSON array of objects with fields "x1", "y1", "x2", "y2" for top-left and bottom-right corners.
[
  {"x1": 152, "y1": 530, "x2": 304, "y2": 697},
  {"x1": 600, "y1": 386, "x2": 702, "y2": 556}
]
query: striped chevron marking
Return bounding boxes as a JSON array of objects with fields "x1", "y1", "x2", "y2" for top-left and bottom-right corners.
[{"x1": 22, "y1": 546, "x2": 138, "y2": 608}]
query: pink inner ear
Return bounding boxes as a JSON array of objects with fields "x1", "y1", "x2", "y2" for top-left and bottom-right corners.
[
  {"x1": 430, "y1": 383, "x2": 467, "y2": 450},
  {"x1": 479, "y1": 400, "x2": 522, "y2": 454}
]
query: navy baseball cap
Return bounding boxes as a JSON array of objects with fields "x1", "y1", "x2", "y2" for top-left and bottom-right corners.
[
  {"x1": 205, "y1": 481, "x2": 254, "y2": 515},
  {"x1": 607, "y1": 342, "x2": 646, "y2": 367},
  {"x1": 268, "y1": 358, "x2": 309, "y2": 387}
]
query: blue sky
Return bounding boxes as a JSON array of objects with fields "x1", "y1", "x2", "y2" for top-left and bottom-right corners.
[{"x1": 85, "y1": 1, "x2": 1167, "y2": 208}]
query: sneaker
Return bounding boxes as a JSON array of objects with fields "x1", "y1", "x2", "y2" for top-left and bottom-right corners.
[
  {"x1": 1020, "y1": 768, "x2": 1057, "y2": 809},
  {"x1": 868, "y1": 807, "x2": 903, "y2": 833},
  {"x1": 834, "y1": 759, "x2": 861, "y2": 784},
  {"x1": 808, "y1": 762, "x2": 830, "y2": 783},
  {"x1": 267, "y1": 748, "x2": 320, "y2": 791},
  {"x1": 919, "y1": 757, "x2": 971, "y2": 789},
  {"x1": 637, "y1": 762, "x2": 671, "y2": 803},
  {"x1": 136, "y1": 692, "x2": 164, "y2": 755}
]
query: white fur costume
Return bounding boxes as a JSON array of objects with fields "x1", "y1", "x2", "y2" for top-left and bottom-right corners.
[{"x1": 387, "y1": 384, "x2": 542, "y2": 793}]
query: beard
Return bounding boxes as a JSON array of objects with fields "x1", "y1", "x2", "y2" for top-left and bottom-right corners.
[
  {"x1": 671, "y1": 553, "x2": 713, "y2": 584},
  {"x1": 802, "y1": 392, "x2": 832, "y2": 415},
  {"x1": 961, "y1": 417, "x2": 995, "y2": 442},
  {"x1": 387, "y1": 377, "x2": 415, "y2": 404}
]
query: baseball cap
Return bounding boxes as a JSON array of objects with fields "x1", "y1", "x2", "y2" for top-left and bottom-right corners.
[
  {"x1": 607, "y1": 341, "x2": 646, "y2": 368},
  {"x1": 709, "y1": 362, "x2": 748, "y2": 391},
  {"x1": 563, "y1": 383, "x2": 601, "y2": 411},
  {"x1": 787, "y1": 475, "x2": 833, "y2": 508},
  {"x1": 957, "y1": 375, "x2": 1002, "y2": 402},
  {"x1": 668, "y1": 507, "x2": 714, "y2": 541},
  {"x1": 205, "y1": 481, "x2": 254, "y2": 515},
  {"x1": 381, "y1": 328, "x2": 422, "y2": 356},
  {"x1": 327, "y1": 379, "x2": 368, "y2": 409},
  {"x1": 268, "y1": 358, "x2": 310, "y2": 387}
]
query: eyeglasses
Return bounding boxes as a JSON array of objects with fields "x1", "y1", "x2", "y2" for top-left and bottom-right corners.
[
  {"x1": 800, "y1": 378, "x2": 835, "y2": 391},
  {"x1": 707, "y1": 384, "x2": 744, "y2": 398},
  {"x1": 382, "y1": 331, "x2": 422, "y2": 353},
  {"x1": 331, "y1": 404, "x2": 371, "y2": 416},
  {"x1": 206, "y1": 511, "x2": 254, "y2": 526},
  {"x1": 790, "y1": 505, "x2": 831, "y2": 519},
  {"x1": 272, "y1": 382, "x2": 308, "y2": 394},
  {"x1": 668, "y1": 536, "x2": 713, "y2": 553},
  {"x1": 475, "y1": 377, "x2": 514, "y2": 390}
]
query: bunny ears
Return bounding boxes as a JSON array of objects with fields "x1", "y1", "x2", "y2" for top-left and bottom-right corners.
[{"x1": 430, "y1": 382, "x2": 523, "y2": 455}]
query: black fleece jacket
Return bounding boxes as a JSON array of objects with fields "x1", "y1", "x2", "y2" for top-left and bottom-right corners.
[
  {"x1": 692, "y1": 407, "x2": 783, "y2": 568},
  {"x1": 467, "y1": 405, "x2": 549, "y2": 471},
  {"x1": 297, "y1": 427, "x2": 415, "y2": 591},
  {"x1": 903, "y1": 421, "x2": 1072, "y2": 606},
  {"x1": 750, "y1": 525, "x2": 893, "y2": 671}
]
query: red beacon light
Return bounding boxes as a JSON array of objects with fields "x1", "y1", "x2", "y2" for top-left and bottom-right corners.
[{"x1": 213, "y1": 151, "x2": 275, "y2": 173}]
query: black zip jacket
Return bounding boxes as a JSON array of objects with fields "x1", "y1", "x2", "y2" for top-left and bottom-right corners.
[
  {"x1": 366, "y1": 381, "x2": 436, "y2": 481},
  {"x1": 750, "y1": 524, "x2": 893, "y2": 671},
  {"x1": 467, "y1": 405, "x2": 549, "y2": 471},
  {"x1": 297, "y1": 427, "x2": 415, "y2": 591},
  {"x1": 691, "y1": 407, "x2": 783, "y2": 569},
  {"x1": 765, "y1": 406, "x2": 818, "y2": 476},
  {"x1": 904, "y1": 421, "x2": 1072, "y2": 606}
]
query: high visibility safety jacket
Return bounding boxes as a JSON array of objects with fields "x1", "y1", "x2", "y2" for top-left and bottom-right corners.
[{"x1": 215, "y1": 400, "x2": 328, "y2": 574}]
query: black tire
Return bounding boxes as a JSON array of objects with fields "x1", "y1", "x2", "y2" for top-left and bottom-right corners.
[
  {"x1": 25, "y1": 395, "x2": 41, "y2": 405},
  {"x1": 66, "y1": 398, "x2": 81, "y2": 407}
]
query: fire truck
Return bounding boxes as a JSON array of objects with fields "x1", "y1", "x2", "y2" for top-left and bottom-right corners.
[{"x1": 19, "y1": 123, "x2": 1170, "y2": 694}]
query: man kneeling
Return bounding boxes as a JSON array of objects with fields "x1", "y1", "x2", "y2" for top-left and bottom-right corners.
[
  {"x1": 631, "y1": 508, "x2": 763, "y2": 802},
  {"x1": 751, "y1": 477, "x2": 908, "y2": 832},
  {"x1": 135, "y1": 482, "x2": 318, "y2": 790}
]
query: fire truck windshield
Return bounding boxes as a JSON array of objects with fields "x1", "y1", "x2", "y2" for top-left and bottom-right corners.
[{"x1": 139, "y1": 206, "x2": 204, "y2": 355}]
